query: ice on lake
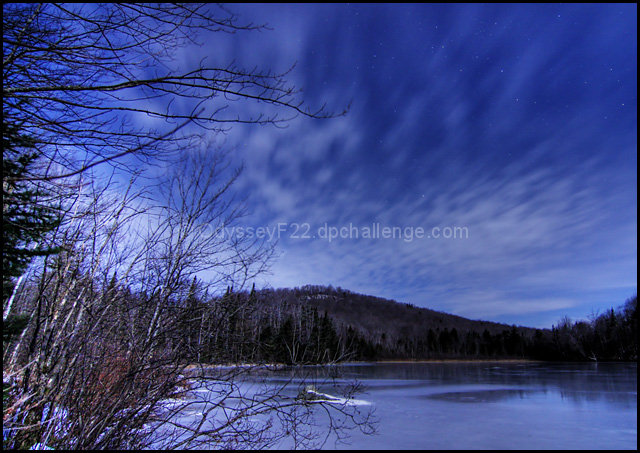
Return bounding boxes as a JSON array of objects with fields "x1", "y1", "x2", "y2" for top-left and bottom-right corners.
[
  {"x1": 300, "y1": 362, "x2": 637, "y2": 450},
  {"x1": 154, "y1": 362, "x2": 637, "y2": 450}
]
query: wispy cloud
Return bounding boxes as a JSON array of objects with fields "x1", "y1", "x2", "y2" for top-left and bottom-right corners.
[{"x1": 192, "y1": 4, "x2": 636, "y2": 327}]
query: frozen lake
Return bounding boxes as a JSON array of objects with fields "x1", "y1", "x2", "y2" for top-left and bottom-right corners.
[
  {"x1": 157, "y1": 361, "x2": 636, "y2": 449},
  {"x1": 262, "y1": 361, "x2": 637, "y2": 450}
]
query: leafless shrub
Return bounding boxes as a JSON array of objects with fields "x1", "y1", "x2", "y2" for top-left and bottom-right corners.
[{"x1": 3, "y1": 149, "x2": 374, "y2": 449}]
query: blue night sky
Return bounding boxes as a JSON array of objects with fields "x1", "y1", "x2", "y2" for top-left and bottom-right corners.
[{"x1": 187, "y1": 4, "x2": 636, "y2": 328}]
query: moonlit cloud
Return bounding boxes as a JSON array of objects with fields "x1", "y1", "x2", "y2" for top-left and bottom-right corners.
[{"x1": 194, "y1": 4, "x2": 636, "y2": 327}]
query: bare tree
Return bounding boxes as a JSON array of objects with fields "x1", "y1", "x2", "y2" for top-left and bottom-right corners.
[
  {"x1": 2, "y1": 2, "x2": 345, "y2": 301},
  {"x1": 3, "y1": 3, "x2": 343, "y2": 184},
  {"x1": 2, "y1": 149, "x2": 374, "y2": 449}
]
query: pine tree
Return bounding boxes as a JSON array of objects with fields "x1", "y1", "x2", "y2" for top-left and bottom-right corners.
[
  {"x1": 2, "y1": 120, "x2": 61, "y2": 304},
  {"x1": 3, "y1": 120, "x2": 62, "y2": 353}
]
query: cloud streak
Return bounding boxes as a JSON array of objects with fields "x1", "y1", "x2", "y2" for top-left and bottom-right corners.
[{"x1": 194, "y1": 4, "x2": 636, "y2": 327}]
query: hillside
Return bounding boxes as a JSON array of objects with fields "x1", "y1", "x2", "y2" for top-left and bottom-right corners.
[
  {"x1": 226, "y1": 285, "x2": 549, "y2": 362},
  {"x1": 227, "y1": 285, "x2": 635, "y2": 363},
  {"x1": 256, "y1": 284, "x2": 538, "y2": 340}
]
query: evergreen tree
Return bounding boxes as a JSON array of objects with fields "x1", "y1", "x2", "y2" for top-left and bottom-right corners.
[
  {"x1": 3, "y1": 120, "x2": 61, "y2": 351},
  {"x1": 276, "y1": 315, "x2": 295, "y2": 364},
  {"x1": 2, "y1": 121, "x2": 61, "y2": 304},
  {"x1": 318, "y1": 311, "x2": 339, "y2": 362}
]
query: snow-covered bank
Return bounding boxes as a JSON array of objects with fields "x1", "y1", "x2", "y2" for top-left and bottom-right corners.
[{"x1": 148, "y1": 369, "x2": 374, "y2": 449}]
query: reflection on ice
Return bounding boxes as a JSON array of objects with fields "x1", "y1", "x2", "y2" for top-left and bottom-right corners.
[{"x1": 425, "y1": 387, "x2": 539, "y2": 403}]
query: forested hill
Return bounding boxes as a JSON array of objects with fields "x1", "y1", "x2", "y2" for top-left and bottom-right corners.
[
  {"x1": 188, "y1": 284, "x2": 636, "y2": 364},
  {"x1": 254, "y1": 285, "x2": 539, "y2": 347}
]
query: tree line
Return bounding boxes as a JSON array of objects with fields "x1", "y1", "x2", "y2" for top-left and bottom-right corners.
[
  {"x1": 244, "y1": 286, "x2": 636, "y2": 363},
  {"x1": 176, "y1": 284, "x2": 638, "y2": 364},
  {"x1": 53, "y1": 281, "x2": 632, "y2": 367},
  {"x1": 548, "y1": 297, "x2": 637, "y2": 361}
]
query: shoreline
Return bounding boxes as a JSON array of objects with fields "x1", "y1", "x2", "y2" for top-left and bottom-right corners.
[
  {"x1": 183, "y1": 358, "x2": 636, "y2": 370},
  {"x1": 184, "y1": 359, "x2": 542, "y2": 370},
  {"x1": 372, "y1": 359, "x2": 542, "y2": 364}
]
